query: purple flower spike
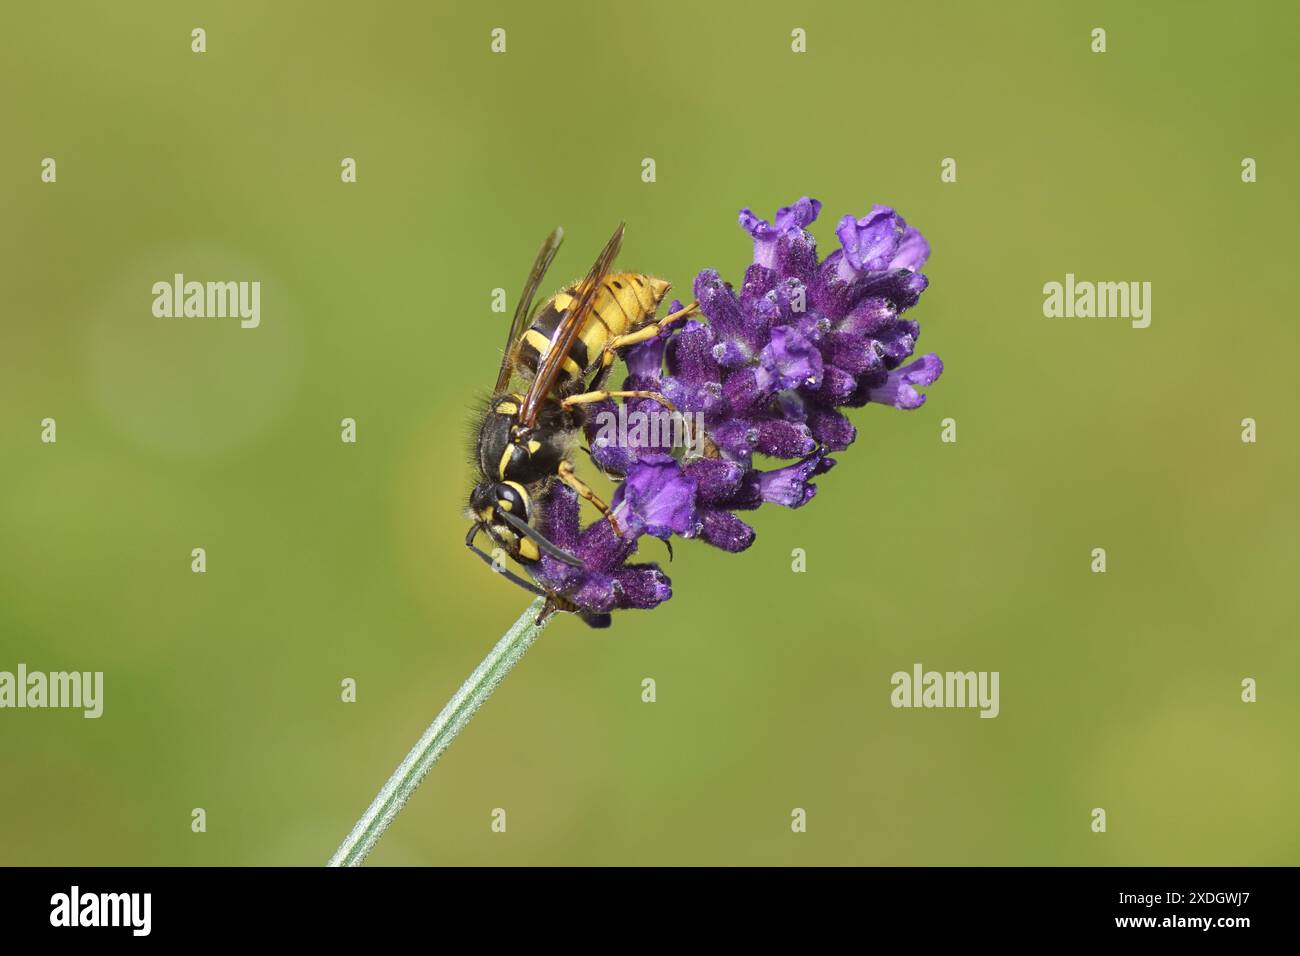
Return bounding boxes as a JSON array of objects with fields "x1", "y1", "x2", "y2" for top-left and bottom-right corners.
[
  {"x1": 739, "y1": 197, "x2": 822, "y2": 270},
  {"x1": 732, "y1": 449, "x2": 837, "y2": 510},
  {"x1": 761, "y1": 325, "x2": 824, "y2": 390},
  {"x1": 496, "y1": 196, "x2": 942, "y2": 625},
  {"x1": 891, "y1": 225, "x2": 930, "y2": 272},
  {"x1": 697, "y1": 509, "x2": 756, "y2": 552},
  {"x1": 866, "y1": 353, "x2": 944, "y2": 409},
  {"x1": 611, "y1": 454, "x2": 698, "y2": 540},
  {"x1": 624, "y1": 332, "x2": 667, "y2": 381},
  {"x1": 530, "y1": 485, "x2": 672, "y2": 622},
  {"x1": 835, "y1": 206, "x2": 905, "y2": 278}
]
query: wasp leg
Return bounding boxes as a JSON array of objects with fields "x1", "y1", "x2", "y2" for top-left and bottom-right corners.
[
  {"x1": 586, "y1": 359, "x2": 615, "y2": 395},
  {"x1": 557, "y1": 460, "x2": 623, "y2": 537},
  {"x1": 537, "y1": 592, "x2": 580, "y2": 625},
  {"x1": 599, "y1": 300, "x2": 700, "y2": 364},
  {"x1": 582, "y1": 302, "x2": 700, "y2": 393},
  {"x1": 562, "y1": 389, "x2": 676, "y2": 412},
  {"x1": 566, "y1": 388, "x2": 714, "y2": 462},
  {"x1": 567, "y1": 387, "x2": 715, "y2": 461}
]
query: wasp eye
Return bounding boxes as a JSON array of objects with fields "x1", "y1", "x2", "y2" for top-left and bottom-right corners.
[{"x1": 493, "y1": 482, "x2": 530, "y2": 520}]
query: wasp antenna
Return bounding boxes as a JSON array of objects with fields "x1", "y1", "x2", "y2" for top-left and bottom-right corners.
[{"x1": 465, "y1": 532, "x2": 548, "y2": 598}]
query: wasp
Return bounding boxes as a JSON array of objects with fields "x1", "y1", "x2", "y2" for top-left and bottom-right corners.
[{"x1": 465, "y1": 224, "x2": 698, "y2": 616}]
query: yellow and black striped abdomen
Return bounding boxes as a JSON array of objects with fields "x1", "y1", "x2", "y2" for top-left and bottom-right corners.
[{"x1": 516, "y1": 272, "x2": 671, "y2": 387}]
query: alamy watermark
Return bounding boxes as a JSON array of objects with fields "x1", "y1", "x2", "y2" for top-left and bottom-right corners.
[
  {"x1": 590, "y1": 404, "x2": 707, "y2": 458},
  {"x1": 1043, "y1": 273, "x2": 1151, "y2": 329},
  {"x1": 152, "y1": 273, "x2": 261, "y2": 328},
  {"x1": 891, "y1": 663, "x2": 999, "y2": 718},
  {"x1": 50, "y1": 886, "x2": 150, "y2": 936},
  {"x1": 0, "y1": 664, "x2": 103, "y2": 718}
]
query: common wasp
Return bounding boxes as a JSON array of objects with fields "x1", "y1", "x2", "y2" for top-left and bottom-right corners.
[{"x1": 465, "y1": 224, "x2": 698, "y2": 607}]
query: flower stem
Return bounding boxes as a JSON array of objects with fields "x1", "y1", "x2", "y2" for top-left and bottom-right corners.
[{"x1": 327, "y1": 597, "x2": 549, "y2": 867}]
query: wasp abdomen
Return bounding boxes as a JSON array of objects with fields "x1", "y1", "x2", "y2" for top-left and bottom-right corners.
[{"x1": 515, "y1": 272, "x2": 670, "y2": 387}]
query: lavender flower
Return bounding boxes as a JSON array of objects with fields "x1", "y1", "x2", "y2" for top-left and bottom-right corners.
[
  {"x1": 333, "y1": 205, "x2": 943, "y2": 858},
  {"x1": 530, "y1": 197, "x2": 943, "y2": 624}
]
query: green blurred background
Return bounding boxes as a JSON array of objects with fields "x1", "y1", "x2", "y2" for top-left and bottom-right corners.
[{"x1": 2, "y1": 1, "x2": 1297, "y2": 866}]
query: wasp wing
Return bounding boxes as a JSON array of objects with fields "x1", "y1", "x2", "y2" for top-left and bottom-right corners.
[
  {"x1": 518, "y1": 222, "x2": 624, "y2": 428},
  {"x1": 495, "y1": 227, "x2": 565, "y2": 394}
]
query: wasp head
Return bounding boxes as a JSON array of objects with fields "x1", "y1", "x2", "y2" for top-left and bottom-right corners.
[{"x1": 469, "y1": 479, "x2": 538, "y2": 563}]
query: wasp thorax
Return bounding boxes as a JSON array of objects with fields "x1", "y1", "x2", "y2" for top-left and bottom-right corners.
[{"x1": 477, "y1": 393, "x2": 564, "y2": 484}]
